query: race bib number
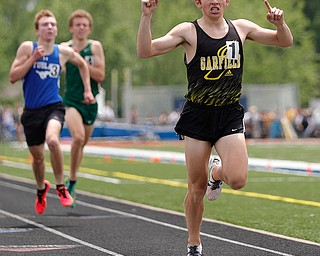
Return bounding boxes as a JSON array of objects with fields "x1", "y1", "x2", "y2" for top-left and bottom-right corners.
[{"x1": 226, "y1": 41, "x2": 239, "y2": 60}]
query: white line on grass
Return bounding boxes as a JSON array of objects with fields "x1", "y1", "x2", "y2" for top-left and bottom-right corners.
[
  {"x1": 248, "y1": 177, "x2": 319, "y2": 182},
  {"x1": 0, "y1": 160, "x2": 121, "y2": 184}
]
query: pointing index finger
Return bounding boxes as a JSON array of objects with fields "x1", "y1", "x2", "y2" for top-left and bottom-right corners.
[{"x1": 264, "y1": 0, "x2": 272, "y2": 12}]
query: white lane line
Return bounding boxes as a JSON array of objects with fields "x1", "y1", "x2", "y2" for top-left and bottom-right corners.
[
  {"x1": 0, "y1": 245, "x2": 80, "y2": 252},
  {"x1": 75, "y1": 201, "x2": 295, "y2": 256},
  {"x1": 0, "y1": 228, "x2": 33, "y2": 233},
  {"x1": 0, "y1": 181, "x2": 123, "y2": 256},
  {"x1": 0, "y1": 180, "x2": 296, "y2": 256},
  {"x1": 0, "y1": 209, "x2": 123, "y2": 255}
]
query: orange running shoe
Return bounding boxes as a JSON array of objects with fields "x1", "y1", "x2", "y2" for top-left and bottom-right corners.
[
  {"x1": 56, "y1": 185, "x2": 74, "y2": 207},
  {"x1": 35, "y1": 180, "x2": 51, "y2": 215}
]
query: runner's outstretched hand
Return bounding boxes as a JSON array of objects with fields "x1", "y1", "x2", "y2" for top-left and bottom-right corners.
[
  {"x1": 141, "y1": 0, "x2": 159, "y2": 16},
  {"x1": 264, "y1": 0, "x2": 285, "y2": 26}
]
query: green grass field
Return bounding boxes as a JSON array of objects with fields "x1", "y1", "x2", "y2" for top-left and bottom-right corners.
[{"x1": 0, "y1": 140, "x2": 319, "y2": 243}]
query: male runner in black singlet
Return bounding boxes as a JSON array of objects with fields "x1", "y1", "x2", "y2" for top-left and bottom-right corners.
[{"x1": 137, "y1": 0, "x2": 293, "y2": 255}]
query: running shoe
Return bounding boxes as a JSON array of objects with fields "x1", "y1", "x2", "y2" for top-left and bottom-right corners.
[
  {"x1": 187, "y1": 244, "x2": 203, "y2": 256},
  {"x1": 56, "y1": 185, "x2": 74, "y2": 207},
  {"x1": 65, "y1": 178, "x2": 77, "y2": 208},
  {"x1": 206, "y1": 157, "x2": 223, "y2": 201},
  {"x1": 35, "y1": 180, "x2": 51, "y2": 215}
]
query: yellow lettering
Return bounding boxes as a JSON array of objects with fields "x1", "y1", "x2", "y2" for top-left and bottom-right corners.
[
  {"x1": 206, "y1": 56, "x2": 212, "y2": 70},
  {"x1": 212, "y1": 56, "x2": 219, "y2": 70},
  {"x1": 200, "y1": 57, "x2": 206, "y2": 71},
  {"x1": 237, "y1": 54, "x2": 241, "y2": 68},
  {"x1": 200, "y1": 54, "x2": 241, "y2": 71},
  {"x1": 218, "y1": 57, "x2": 225, "y2": 69}
]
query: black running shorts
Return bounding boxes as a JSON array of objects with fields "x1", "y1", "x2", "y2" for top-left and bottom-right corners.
[
  {"x1": 175, "y1": 101, "x2": 244, "y2": 146},
  {"x1": 21, "y1": 102, "x2": 65, "y2": 146}
]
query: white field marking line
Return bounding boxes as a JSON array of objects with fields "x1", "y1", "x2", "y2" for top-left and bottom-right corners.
[
  {"x1": 1, "y1": 174, "x2": 319, "y2": 247},
  {"x1": 0, "y1": 181, "x2": 318, "y2": 256},
  {"x1": 76, "y1": 201, "x2": 296, "y2": 256},
  {"x1": 247, "y1": 177, "x2": 320, "y2": 183},
  {"x1": 0, "y1": 161, "x2": 143, "y2": 185},
  {"x1": 78, "y1": 189, "x2": 320, "y2": 247},
  {"x1": 0, "y1": 228, "x2": 33, "y2": 233},
  {"x1": 0, "y1": 245, "x2": 81, "y2": 252},
  {"x1": 2, "y1": 160, "x2": 320, "y2": 206},
  {"x1": 0, "y1": 209, "x2": 123, "y2": 256},
  {"x1": 1, "y1": 160, "x2": 121, "y2": 184},
  {"x1": 0, "y1": 181, "x2": 295, "y2": 256},
  {"x1": 0, "y1": 181, "x2": 123, "y2": 256}
]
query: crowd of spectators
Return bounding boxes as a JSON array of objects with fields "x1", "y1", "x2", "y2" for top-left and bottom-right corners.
[
  {"x1": 244, "y1": 105, "x2": 320, "y2": 139},
  {"x1": 2, "y1": 103, "x2": 320, "y2": 142},
  {"x1": 0, "y1": 104, "x2": 24, "y2": 144}
]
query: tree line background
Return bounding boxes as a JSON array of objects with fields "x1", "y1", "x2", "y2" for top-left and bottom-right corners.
[{"x1": 0, "y1": 0, "x2": 319, "y2": 110}]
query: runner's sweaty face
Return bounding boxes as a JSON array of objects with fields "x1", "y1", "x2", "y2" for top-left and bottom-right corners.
[
  {"x1": 69, "y1": 17, "x2": 92, "y2": 40},
  {"x1": 36, "y1": 16, "x2": 58, "y2": 41},
  {"x1": 195, "y1": 0, "x2": 230, "y2": 15}
]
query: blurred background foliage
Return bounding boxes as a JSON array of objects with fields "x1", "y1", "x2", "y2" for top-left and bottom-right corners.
[{"x1": 0, "y1": 0, "x2": 319, "y2": 108}]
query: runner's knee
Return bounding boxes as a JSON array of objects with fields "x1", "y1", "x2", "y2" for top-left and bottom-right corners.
[
  {"x1": 226, "y1": 174, "x2": 247, "y2": 190},
  {"x1": 46, "y1": 135, "x2": 60, "y2": 150},
  {"x1": 72, "y1": 133, "x2": 85, "y2": 146},
  {"x1": 188, "y1": 184, "x2": 206, "y2": 203}
]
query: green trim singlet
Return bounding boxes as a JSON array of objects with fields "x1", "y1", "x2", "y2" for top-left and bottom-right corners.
[{"x1": 64, "y1": 42, "x2": 99, "y2": 102}]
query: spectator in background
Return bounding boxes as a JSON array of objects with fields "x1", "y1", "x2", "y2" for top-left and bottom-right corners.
[
  {"x1": 130, "y1": 105, "x2": 139, "y2": 124},
  {"x1": 294, "y1": 108, "x2": 309, "y2": 137},
  {"x1": 244, "y1": 105, "x2": 261, "y2": 138},
  {"x1": 303, "y1": 107, "x2": 320, "y2": 137},
  {"x1": 285, "y1": 107, "x2": 296, "y2": 124},
  {"x1": 99, "y1": 100, "x2": 115, "y2": 122},
  {"x1": 0, "y1": 105, "x2": 3, "y2": 141},
  {"x1": 269, "y1": 110, "x2": 283, "y2": 138},
  {"x1": 2, "y1": 106, "x2": 15, "y2": 141},
  {"x1": 13, "y1": 103, "x2": 24, "y2": 146},
  {"x1": 167, "y1": 109, "x2": 180, "y2": 125},
  {"x1": 159, "y1": 111, "x2": 169, "y2": 125}
]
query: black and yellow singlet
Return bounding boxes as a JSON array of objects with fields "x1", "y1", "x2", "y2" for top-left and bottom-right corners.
[{"x1": 184, "y1": 19, "x2": 244, "y2": 106}]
